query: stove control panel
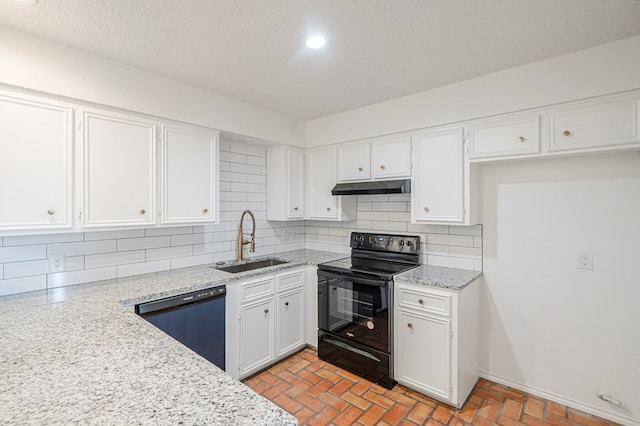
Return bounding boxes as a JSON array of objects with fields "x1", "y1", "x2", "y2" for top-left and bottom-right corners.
[{"x1": 350, "y1": 232, "x2": 419, "y2": 254}]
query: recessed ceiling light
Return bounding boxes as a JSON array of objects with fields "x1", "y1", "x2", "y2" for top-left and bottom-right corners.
[{"x1": 304, "y1": 34, "x2": 328, "y2": 50}]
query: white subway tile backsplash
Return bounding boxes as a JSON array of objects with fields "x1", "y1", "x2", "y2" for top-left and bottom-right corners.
[
  {"x1": 84, "y1": 229, "x2": 145, "y2": 241},
  {"x1": 85, "y1": 251, "x2": 145, "y2": 269},
  {"x1": 448, "y1": 225, "x2": 482, "y2": 236},
  {"x1": 230, "y1": 143, "x2": 264, "y2": 157},
  {"x1": 425, "y1": 244, "x2": 451, "y2": 256},
  {"x1": 220, "y1": 191, "x2": 248, "y2": 202},
  {"x1": 370, "y1": 221, "x2": 407, "y2": 232},
  {"x1": 145, "y1": 226, "x2": 193, "y2": 237},
  {"x1": 48, "y1": 267, "x2": 116, "y2": 288},
  {"x1": 0, "y1": 275, "x2": 47, "y2": 296},
  {"x1": 229, "y1": 163, "x2": 264, "y2": 175},
  {"x1": 3, "y1": 233, "x2": 83, "y2": 246},
  {"x1": 358, "y1": 211, "x2": 389, "y2": 221},
  {"x1": 0, "y1": 245, "x2": 46, "y2": 263},
  {"x1": 371, "y1": 202, "x2": 407, "y2": 212},
  {"x1": 388, "y1": 212, "x2": 411, "y2": 222},
  {"x1": 220, "y1": 171, "x2": 248, "y2": 183},
  {"x1": 449, "y1": 246, "x2": 483, "y2": 258},
  {"x1": 171, "y1": 233, "x2": 213, "y2": 246},
  {"x1": 116, "y1": 260, "x2": 170, "y2": 278},
  {"x1": 427, "y1": 233, "x2": 474, "y2": 248},
  {"x1": 246, "y1": 174, "x2": 266, "y2": 184},
  {"x1": 229, "y1": 182, "x2": 263, "y2": 193},
  {"x1": 427, "y1": 254, "x2": 476, "y2": 270},
  {"x1": 146, "y1": 245, "x2": 193, "y2": 260},
  {"x1": 117, "y1": 236, "x2": 170, "y2": 251},
  {"x1": 246, "y1": 155, "x2": 266, "y2": 166},
  {"x1": 193, "y1": 241, "x2": 232, "y2": 254},
  {"x1": 48, "y1": 240, "x2": 116, "y2": 257},
  {"x1": 220, "y1": 151, "x2": 247, "y2": 164},
  {"x1": 3, "y1": 259, "x2": 48, "y2": 279},
  {"x1": 171, "y1": 253, "x2": 213, "y2": 270},
  {"x1": 0, "y1": 265, "x2": 3, "y2": 279}
]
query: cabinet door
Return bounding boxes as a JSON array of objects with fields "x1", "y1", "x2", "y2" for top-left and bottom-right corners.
[
  {"x1": 82, "y1": 109, "x2": 156, "y2": 227},
  {"x1": 372, "y1": 136, "x2": 411, "y2": 179},
  {"x1": 161, "y1": 124, "x2": 218, "y2": 224},
  {"x1": 549, "y1": 96, "x2": 640, "y2": 152},
  {"x1": 0, "y1": 92, "x2": 73, "y2": 231},
  {"x1": 412, "y1": 128, "x2": 465, "y2": 223},
  {"x1": 468, "y1": 115, "x2": 540, "y2": 159},
  {"x1": 396, "y1": 309, "x2": 452, "y2": 402},
  {"x1": 306, "y1": 148, "x2": 339, "y2": 219},
  {"x1": 276, "y1": 288, "x2": 305, "y2": 357},
  {"x1": 338, "y1": 142, "x2": 370, "y2": 181},
  {"x1": 240, "y1": 298, "x2": 275, "y2": 377},
  {"x1": 287, "y1": 149, "x2": 304, "y2": 218}
]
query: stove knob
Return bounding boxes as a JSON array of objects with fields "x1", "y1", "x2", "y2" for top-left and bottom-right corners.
[
  {"x1": 406, "y1": 241, "x2": 413, "y2": 247},
  {"x1": 399, "y1": 240, "x2": 405, "y2": 246}
]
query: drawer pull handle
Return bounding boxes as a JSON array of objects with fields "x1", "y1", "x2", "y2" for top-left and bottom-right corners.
[
  {"x1": 202, "y1": 208, "x2": 208, "y2": 214},
  {"x1": 294, "y1": 207, "x2": 298, "y2": 211},
  {"x1": 264, "y1": 309, "x2": 269, "y2": 314},
  {"x1": 407, "y1": 323, "x2": 413, "y2": 329},
  {"x1": 423, "y1": 206, "x2": 429, "y2": 213},
  {"x1": 326, "y1": 207, "x2": 331, "y2": 212},
  {"x1": 47, "y1": 209, "x2": 55, "y2": 216},
  {"x1": 418, "y1": 299, "x2": 424, "y2": 304},
  {"x1": 284, "y1": 302, "x2": 289, "y2": 307},
  {"x1": 517, "y1": 136, "x2": 525, "y2": 142},
  {"x1": 139, "y1": 209, "x2": 146, "y2": 215},
  {"x1": 380, "y1": 164, "x2": 386, "y2": 170},
  {"x1": 563, "y1": 130, "x2": 571, "y2": 137},
  {"x1": 358, "y1": 167, "x2": 363, "y2": 172}
]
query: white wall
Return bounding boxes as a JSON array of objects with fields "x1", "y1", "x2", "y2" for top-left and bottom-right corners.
[
  {"x1": 0, "y1": 25, "x2": 305, "y2": 147},
  {"x1": 477, "y1": 152, "x2": 640, "y2": 425},
  {"x1": 307, "y1": 35, "x2": 640, "y2": 147},
  {"x1": 305, "y1": 194, "x2": 482, "y2": 271},
  {"x1": 0, "y1": 140, "x2": 305, "y2": 296}
]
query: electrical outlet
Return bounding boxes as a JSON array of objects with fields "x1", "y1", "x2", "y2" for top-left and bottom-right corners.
[
  {"x1": 578, "y1": 252, "x2": 593, "y2": 270},
  {"x1": 48, "y1": 253, "x2": 66, "y2": 272}
]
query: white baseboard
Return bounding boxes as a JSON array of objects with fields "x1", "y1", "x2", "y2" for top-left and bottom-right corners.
[{"x1": 479, "y1": 371, "x2": 638, "y2": 426}]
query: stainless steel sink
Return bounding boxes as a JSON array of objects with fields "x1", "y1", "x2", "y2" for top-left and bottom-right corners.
[{"x1": 215, "y1": 258, "x2": 288, "y2": 273}]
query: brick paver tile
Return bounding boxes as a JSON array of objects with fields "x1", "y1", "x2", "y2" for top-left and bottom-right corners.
[
  {"x1": 456, "y1": 402, "x2": 480, "y2": 423},
  {"x1": 294, "y1": 407, "x2": 314, "y2": 424},
  {"x1": 383, "y1": 403, "x2": 411, "y2": 425},
  {"x1": 298, "y1": 393, "x2": 326, "y2": 413},
  {"x1": 364, "y1": 389, "x2": 395, "y2": 409},
  {"x1": 497, "y1": 415, "x2": 526, "y2": 426},
  {"x1": 522, "y1": 414, "x2": 554, "y2": 426},
  {"x1": 307, "y1": 406, "x2": 340, "y2": 426},
  {"x1": 502, "y1": 400, "x2": 524, "y2": 420},
  {"x1": 334, "y1": 406, "x2": 364, "y2": 426},
  {"x1": 478, "y1": 399, "x2": 501, "y2": 420},
  {"x1": 407, "y1": 402, "x2": 436, "y2": 424},
  {"x1": 524, "y1": 398, "x2": 545, "y2": 419},
  {"x1": 307, "y1": 378, "x2": 333, "y2": 397},
  {"x1": 432, "y1": 404, "x2": 454, "y2": 423},
  {"x1": 319, "y1": 391, "x2": 349, "y2": 412},
  {"x1": 342, "y1": 391, "x2": 373, "y2": 411},
  {"x1": 358, "y1": 403, "x2": 386, "y2": 425},
  {"x1": 329, "y1": 378, "x2": 354, "y2": 396},
  {"x1": 547, "y1": 401, "x2": 567, "y2": 418},
  {"x1": 273, "y1": 394, "x2": 303, "y2": 414}
]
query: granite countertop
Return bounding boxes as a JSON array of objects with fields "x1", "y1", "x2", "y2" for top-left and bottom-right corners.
[
  {"x1": 0, "y1": 249, "x2": 344, "y2": 426},
  {"x1": 394, "y1": 264, "x2": 482, "y2": 290}
]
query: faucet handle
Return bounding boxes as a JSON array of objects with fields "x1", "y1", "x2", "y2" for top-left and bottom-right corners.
[{"x1": 250, "y1": 240, "x2": 256, "y2": 252}]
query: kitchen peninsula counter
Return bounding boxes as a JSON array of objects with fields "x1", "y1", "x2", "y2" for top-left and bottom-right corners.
[{"x1": 0, "y1": 249, "x2": 342, "y2": 425}]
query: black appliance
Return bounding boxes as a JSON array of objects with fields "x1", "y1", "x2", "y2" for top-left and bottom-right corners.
[
  {"x1": 317, "y1": 232, "x2": 420, "y2": 388},
  {"x1": 135, "y1": 285, "x2": 226, "y2": 370},
  {"x1": 331, "y1": 179, "x2": 411, "y2": 196}
]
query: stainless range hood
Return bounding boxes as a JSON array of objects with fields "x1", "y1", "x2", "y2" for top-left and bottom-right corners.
[{"x1": 331, "y1": 179, "x2": 411, "y2": 196}]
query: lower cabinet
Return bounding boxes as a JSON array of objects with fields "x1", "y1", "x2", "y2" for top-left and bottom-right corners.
[
  {"x1": 394, "y1": 280, "x2": 479, "y2": 408},
  {"x1": 226, "y1": 268, "x2": 306, "y2": 379}
]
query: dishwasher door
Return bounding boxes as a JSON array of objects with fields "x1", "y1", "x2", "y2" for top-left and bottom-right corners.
[{"x1": 136, "y1": 286, "x2": 225, "y2": 370}]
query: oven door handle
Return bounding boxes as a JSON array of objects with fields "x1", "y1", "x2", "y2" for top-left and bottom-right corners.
[{"x1": 318, "y1": 270, "x2": 388, "y2": 287}]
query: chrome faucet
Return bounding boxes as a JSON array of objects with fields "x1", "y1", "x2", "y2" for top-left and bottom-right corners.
[{"x1": 237, "y1": 209, "x2": 256, "y2": 261}]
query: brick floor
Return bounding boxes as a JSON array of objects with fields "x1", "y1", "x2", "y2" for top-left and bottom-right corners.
[{"x1": 243, "y1": 348, "x2": 619, "y2": 426}]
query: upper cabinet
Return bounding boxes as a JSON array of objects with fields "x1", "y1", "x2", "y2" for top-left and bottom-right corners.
[
  {"x1": 80, "y1": 108, "x2": 157, "y2": 228},
  {"x1": 411, "y1": 127, "x2": 467, "y2": 224},
  {"x1": 161, "y1": 124, "x2": 218, "y2": 224},
  {"x1": 338, "y1": 135, "x2": 411, "y2": 182},
  {"x1": 467, "y1": 114, "x2": 540, "y2": 160},
  {"x1": 266, "y1": 145, "x2": 304, "y2": 221},
  {"x1": 548, "y1": 93, "x2": 640, "y2": 153},
  {"x1": 306, "y1": 147, "x2": 356, "y2": 221},
  {"x1": 0, "y1": 90, "x2": 74, "y2": 232}
]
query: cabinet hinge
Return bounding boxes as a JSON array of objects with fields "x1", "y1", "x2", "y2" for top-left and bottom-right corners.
[
  {"x1": 77, "y1": 121, "x2": 82, "y2": 130},
  {"x1": 462, "y1": 207, "x2": 466, "y2": 216},
  {"x1": 449, "y1": 385, "x2": 453, "y2": 395},
  {"x1": 449, "y1": 329, "x2": 454, "y2": 337}
]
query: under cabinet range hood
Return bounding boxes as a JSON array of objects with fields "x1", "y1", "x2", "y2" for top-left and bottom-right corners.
[{"x1": 331, "y1": 179, "x2": 411, "y2": 196}]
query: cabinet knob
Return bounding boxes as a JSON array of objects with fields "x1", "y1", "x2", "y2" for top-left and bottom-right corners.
[
  {"x1": 47, "y1": 209, "x2": 55, "y2": 216},
  {"x1": 264, "y1": 309, "x2": 269, "y2": 314},
  {"x1": 294, "y1": 207, "x2": 299, "y2": 211},
  {"x1": 202, "y1": 208, "x2": 208, "y2": 214},
  {"x1": 517, "y1": 136, "x2": 525, "y2": 142},
  {"x1": 563, "y1": 130, "x2": 571, "y2": 137},
  {"x1": 358, "y1": 167, "x2": 363, "y2": 172},
  {"x1": 423, "y1": 206, "x2": 430, "y2": 213},
  {"x1": 407, "y1": 323, "x2": 413, "y2": 329},
  {"x1": 139, "y1": 209, "x2": 146, "y2": 215},
  {"x1": 418, "y1": 299, "x2": 424, "y2": 304},
  {"x1": 284, "y1": 302, "x2": 289, "y2": 307},
  {"x1": 326, "y1": 207, "x2": 331, "y2": 212},
  {"x1": 380, "y1": 164, "x2": 386, "y2": 170}
]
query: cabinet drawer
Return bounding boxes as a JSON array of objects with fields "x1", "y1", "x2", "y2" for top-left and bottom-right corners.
[
  {"x1": 241, "y1": 277, "x2": 275, "y2": 302},
  {"x1": 468, "y1": 116, "x2": 540, "y2": 159},
  {"x1": 549, "y1": 97, "x2": 640, "y2": 152},
  {"x1": 277, "y1": 270, "x2": 304, "y2": 292},
  {"x1": 397, "y1": 286, "x2": 451, "y2": 317}
]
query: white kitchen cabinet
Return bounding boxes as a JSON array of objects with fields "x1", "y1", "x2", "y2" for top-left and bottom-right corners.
[
  {"x1": 394, "y1": 280, "x2": 479, "y2": 409},
  {"x1": 226, "y1": 268, "x2": 306, "y2": 379},
  {"x1": 467, "y1": 114, "x2": 541, "y2": 160},
  {"x1": 80, "y1": 108, "x2": 157, "y2": 228},
  {"x1": 371, "y1": 135, "x2": 412, "y2": 179},
  {"x1": 306, "y1": 147, "x2": 356, "y2": 221},
  {"x1": 548, "y1": 93, "x2": 640, "y2": 153},
  {"x1": 266, "y1": 145, "x2": 304, "y2": 220},
  {"x1": 161, "y1": 124, "x2": 218, "y2": 224},
  {"x1": 411, "y1": 127, "x2": 467, "y2": 224},
  {"x1": 0, "y1": 90, "x2": 74, "y2": 232},
  {"x1": 338, "y1": 142, "x2": 371, "y2": 181},
  {"x1": 337, "y1": 135, "x2": 411, "y2": 182}
]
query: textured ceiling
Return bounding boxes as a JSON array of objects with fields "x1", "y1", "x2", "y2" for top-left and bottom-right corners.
[{"x1": 0, "y1": 0, "x2": 639, "y2": 120}]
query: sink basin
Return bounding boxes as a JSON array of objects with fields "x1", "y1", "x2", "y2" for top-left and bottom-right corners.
[{"x1": 216, "y1": 258, "x2": 289, "y2": 273}]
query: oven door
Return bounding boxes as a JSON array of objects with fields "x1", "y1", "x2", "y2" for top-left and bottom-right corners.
[{"x1": 317, "y1": 270, "x2": 390, "y2": 353}]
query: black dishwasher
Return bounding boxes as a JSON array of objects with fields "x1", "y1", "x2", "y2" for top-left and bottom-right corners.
[{"x1": 135, "y1": 285, "x2": 226, "y2": 370}]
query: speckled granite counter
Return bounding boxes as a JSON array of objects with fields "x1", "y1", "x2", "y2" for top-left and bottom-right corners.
[
  {"x1": 0, "y1": 249, "x2": 343, "y2": 425},
  {"x1": 394, "y1": 265, "x2": 482, "y2": 290}
]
